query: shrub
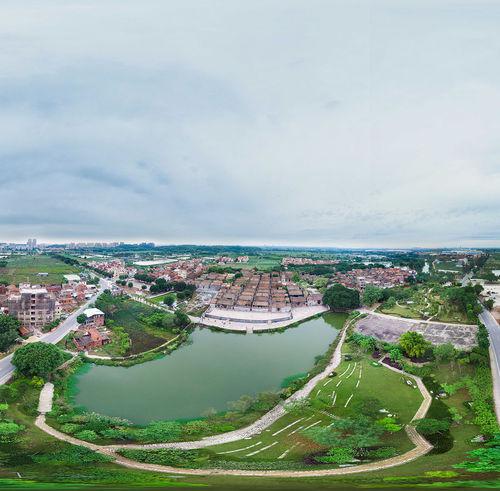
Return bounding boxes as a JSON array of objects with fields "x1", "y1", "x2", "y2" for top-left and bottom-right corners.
[
  {"x1": 119, "y1": 448, "x2": 205, "y2": 467},
  {"x1": 367, "y1": 446, "x2": 397, "y2": 459},
  {"x1": 136, "y1": 421, "x2": 182, "y2": 443},
  {"x1": 315, "y1": 447, "x2": 355, "y2": 464},
  {"x1": 32, "y1": 446, "x2": 112, "y2": 465},
  {"x1": 0, "y1": 421, "x2": 24, "y2": 442},
  {"x1": 60, "y1": 423, "x2": 81, "y2": 434},
  {"x1": 75, "y1": 429, "x2": 98, "y2": 441}
]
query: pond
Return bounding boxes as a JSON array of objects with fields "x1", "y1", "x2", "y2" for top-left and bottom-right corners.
[{"x1": 71, "y1": 313, "x2": 345, "y2": 424}]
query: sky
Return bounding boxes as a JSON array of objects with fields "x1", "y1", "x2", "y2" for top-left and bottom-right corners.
[{"x1": 1, "y1": 0, "x2": 499, "y2": 248}]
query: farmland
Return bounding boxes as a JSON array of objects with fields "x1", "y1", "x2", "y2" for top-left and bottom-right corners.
[
  {"x1": 94, "y1": 294, "x2": 178, "y2": 355},
  {"x1": 0, "y1": 254, "x2": 80, "y2": 285}
]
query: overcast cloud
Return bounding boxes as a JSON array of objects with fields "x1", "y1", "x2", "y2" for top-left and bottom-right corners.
[{"x1": 1, "y1": 0, "x2": 499, "y2": 247}]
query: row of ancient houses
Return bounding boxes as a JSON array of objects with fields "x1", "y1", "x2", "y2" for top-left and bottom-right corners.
[{"x1": 210, "y1": 271, "x2": 322, "y2": 313}]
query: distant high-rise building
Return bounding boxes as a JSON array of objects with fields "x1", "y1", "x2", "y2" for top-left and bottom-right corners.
[{"x1": 26, "y1": 238, "x2": 37, "y2": 250}]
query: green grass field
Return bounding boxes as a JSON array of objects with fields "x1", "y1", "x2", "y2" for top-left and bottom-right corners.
[
  {"x1": 198, "y1": 349, "x2": 422, "y2": 469},
  {"x1": 377, "y1": 286, "x2": 470, "y2": 324},
  {"x1": 478, "y1": 252, "x2": 500, "y2": 280},
  {"x1": 220, "y1": 255, "x2": 284, "y2": 271},
  {"x1": 148, "y1": 292, "x2": 176, "y2": 305},
  {"x1": 0, "y1": 254, "x2": 80, "y2": 285},
  {"x1": 434, "y1": 260, "x2": 463, "y2": 272}
]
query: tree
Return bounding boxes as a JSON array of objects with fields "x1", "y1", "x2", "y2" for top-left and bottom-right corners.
[
  {"x1": 476, "y1": 322, "x2": 490, "y2": 351},
  {"x1": 389, "y1": 347, "x2": 403, "y2": 363},
  {"x1": 433, "y1": 343, "x2": 456, "y2": 363},
  {"x1": 362, "y1": 285, "x2": 384, "y2": 306},
  {"x1": 163, "y1": 294, "x2": 175, "y2": 307},
  {"x1": 12, "y1": 342, "x2": 65, "y2": 378},
  {"x1": 323, "y1": 284, "x2": 360, "y2": 311},
  {"x1": 399, "y1": 331, "x2": 431, "y2": 359},
  {"x1": 0, "y1": 315, "x2": 20, "y2": 352},
  {"x1": 415, "y1": 418, "x2": 451, "y2": 435},
  {"x1": 351, "y1": 397, "x2": 382, "y2": 419},
  {"x1": 174, "y1": 310, "x2": 190, "y2": 329},
  {"x1": 377, "y1": 417, "x2": 402, "y2": 433},
  {"x1": 306, "y1": 415, "x2": 383, "y2": 454},
  {"x1": 127, "y1": 282, "x2": 133, "y2": 288},
  {"x1": 76, "y1": 314, "x2": 87, "y2": 325},
  {"x1": 484, "y1": 298, "x2": 494, "y2": 310}
]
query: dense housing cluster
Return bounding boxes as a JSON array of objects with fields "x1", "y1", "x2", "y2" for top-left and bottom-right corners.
[
  {"x1": 332, "y1": 267, "x2": 415, "y2": 291},
  {"x1": 209, "y1": 271, "x2": 322, "y2": 313},
  {"x1": 0, "y1": 277, "x2": 96, "y2": 336},
  {"x1": 281, "y1": 257, "x2": 340, "y2": 266}
]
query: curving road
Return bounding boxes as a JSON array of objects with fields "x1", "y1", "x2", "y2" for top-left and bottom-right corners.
[
  {"x1": 0, "y1": 277, "x2": 112, "y2": 385},
  {"x1": 34, "y1": 358, "x2": 433, "y2": 477},
  {"x1": 479, "y1": 307, "x2": 500, "y2": 423}
]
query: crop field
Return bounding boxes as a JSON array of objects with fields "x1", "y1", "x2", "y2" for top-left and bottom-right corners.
[
  {"x1": 97, "y1": 297, "x2": 177, "y2": 354},
  {"x1": 0, "y1": 254, "x2": 80, "y2": 285}
]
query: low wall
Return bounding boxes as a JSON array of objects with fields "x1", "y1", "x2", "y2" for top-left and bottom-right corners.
[{"x1": 203, "y1": 312, "x2": 292, "y2": 324}]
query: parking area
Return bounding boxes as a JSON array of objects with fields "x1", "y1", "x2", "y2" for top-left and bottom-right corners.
[{"x1": 355, "y1": 313, "x2": 477, "y2": 350}]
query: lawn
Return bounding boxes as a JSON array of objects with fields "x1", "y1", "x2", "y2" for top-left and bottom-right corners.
[
  {"x1": 197, "y1": 349, "x2": 422, "y2": 469},
  {"x1": 0, "y1": 254, "x2": 80, "y2": 285},
  {"x1": 148, "y1": 292, "x2": 176, "y2": 305}
]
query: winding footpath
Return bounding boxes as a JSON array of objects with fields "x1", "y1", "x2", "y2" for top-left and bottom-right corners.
[{"x1": 34, "y1": 319, "x2": 434, "y2": 477}]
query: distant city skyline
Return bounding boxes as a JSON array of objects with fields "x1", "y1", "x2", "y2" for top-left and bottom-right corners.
[{"x1": 1, "y1": 0, "x2": 499, "y2": 248}]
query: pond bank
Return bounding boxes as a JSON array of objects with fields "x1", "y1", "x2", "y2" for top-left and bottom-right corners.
[{"x1": 69, "y1": 314, "x2": 345, "y2": 424}]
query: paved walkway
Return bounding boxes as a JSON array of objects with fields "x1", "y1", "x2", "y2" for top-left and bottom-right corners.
[
  {"x1": 37, "y1": 383, "x2": 54, "y2": 414},
  {"x1": 199, "y1": 306, "x2": 328, "y2": 333},
  {"x1": 35, "y1": 412, "x2": 432, "y2": 477},
  {"x1": 34, "y1": 318, "x2": 433, "y2": 477}
]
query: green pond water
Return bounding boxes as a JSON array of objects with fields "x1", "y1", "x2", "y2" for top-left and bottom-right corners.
[{"x1": 71, "y1": 313, "x2": 344, "y2": 424}]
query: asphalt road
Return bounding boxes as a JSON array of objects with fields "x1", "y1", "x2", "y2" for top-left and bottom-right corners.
[
  {"x1": 479, "y1": 308, "x2": 500, "y2": 423},
  {"x1": 0, "y1": 278, "x2": 111, "y2": 385}
]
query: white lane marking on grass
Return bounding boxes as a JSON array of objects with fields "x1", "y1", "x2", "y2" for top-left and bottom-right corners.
[
  {"x1": 338, "y1": 364, "x2": 351, "y2": 377},
  {"x1": 355, "y1": 379, "x2": 360, "y2": 388},
  {"x1": 336, "y1": 380, "x2": 343, "y2": 387},
  {"x1": 271, "y1": 418, "x2": 304, "y2": 436},
  {"x1": 278, "y1": 443, "x2": 299, "y2": 460},
  {"x1": 302, "y1": 420, "x2": 322, "y2": 431},
  {"x1": 217, "y1": 441, "x2": 262, "y2": 454},
  {"x1": 288, "y1": 425, "x2": 305, "y2": 436},
  {"x1": 246, "y1": 441, "x2": 278, "y2": 457},
  {"x1": 332, "y1": 391, "x2": 337, "y2": 406},
  {"x1": 345, "y1": 362, "x2": 357, "y2": 379},
  {"x1": 344, "y1": 394, "x2": 354, "y2": 407},
  {"x1": 323, "y1": 379, "x2": 332, "y2": 387}
]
